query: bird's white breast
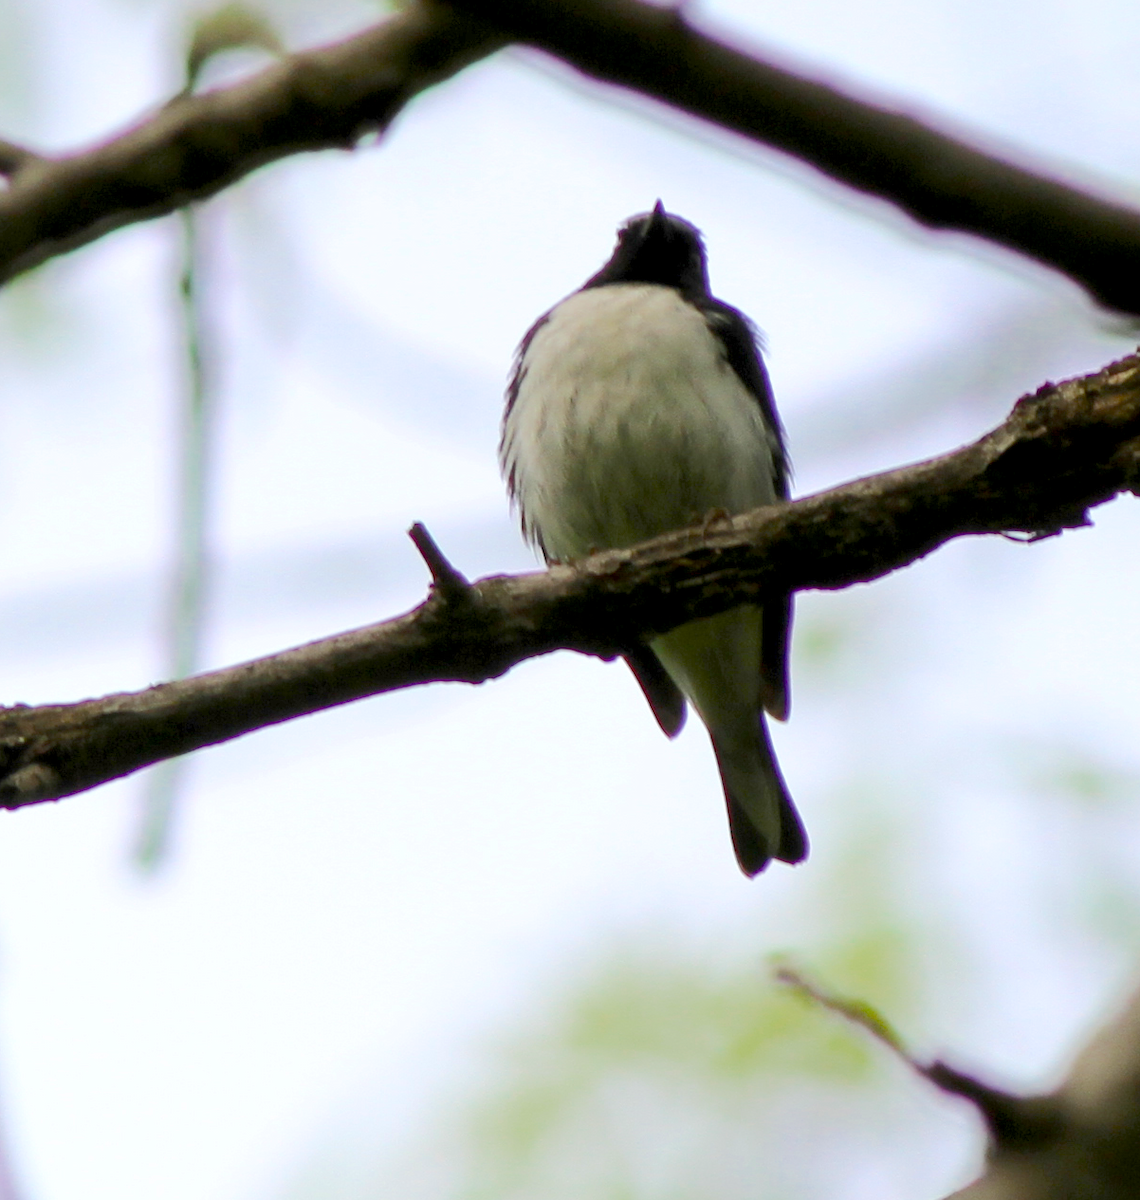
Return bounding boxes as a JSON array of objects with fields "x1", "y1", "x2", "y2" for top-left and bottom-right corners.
[{"x1": 502, "y1": 283, "x2": 779, "y2": 560}]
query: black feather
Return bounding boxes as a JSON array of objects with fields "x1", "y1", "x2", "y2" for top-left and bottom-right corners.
[
  {"x1": 760, "y1": 592, "x2": 793, "y2": 721},
  {"x1": 624, "y1": 645, "x2": 687, "y2": 738},
  {"x1": 718, "y1": 719, "x2": 808, "y2": 876}
]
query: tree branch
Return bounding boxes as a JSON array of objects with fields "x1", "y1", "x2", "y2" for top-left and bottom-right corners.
[
  {"x1": 445, "y1": 0, "x2": 1140, "y2": 316},
  {"x1": 4, "y1": 0, "x2": 1140, "y2": 309},
  {"x1": 943, "y1": 983, "x2": 1140, "y2": 1200},
  {"x1": 779, "y1": 960, "x2": 1140, "y2": 1199},
  {"x1": 0, "y1": 352, "x2": 1137, "y2": 810},
  {"x1": 0, "y1": 3, "x2": 504, "y2": 284}
]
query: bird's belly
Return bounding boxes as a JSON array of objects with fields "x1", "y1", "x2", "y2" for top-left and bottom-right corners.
[{"x1": 510, "y1": 357, "x2": 778, "y2": 561}]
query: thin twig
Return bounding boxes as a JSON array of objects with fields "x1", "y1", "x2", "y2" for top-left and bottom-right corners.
[
  {"x1": 776, "y1": 963, "x2": 1064, "y2": 1152},
  {"x1": 135, "y1": 203, "x2": 219, "y2": 869},
  {"x1": 409, "y1": 521, "x2": 472, "y2": 599},
  {"x1": 774, "y1": 963, "x2": 907, "y2": 1054}
]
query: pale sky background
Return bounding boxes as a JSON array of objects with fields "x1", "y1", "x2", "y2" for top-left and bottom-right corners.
[{"x1": 0, "y1": 2, "x2": 1139, "y2": 1199}]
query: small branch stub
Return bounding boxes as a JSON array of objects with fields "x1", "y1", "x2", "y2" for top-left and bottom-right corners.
[
  {"x1": 408, "y1": 521, "x2": 472, "y2": 601},
  {"x1": 0, "y1": 140, "x2": 42, "y2": 178}
]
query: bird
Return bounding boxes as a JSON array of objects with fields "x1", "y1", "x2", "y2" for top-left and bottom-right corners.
[{"x1": 500, "y1": 202, "x2": 806, "y2": 876}]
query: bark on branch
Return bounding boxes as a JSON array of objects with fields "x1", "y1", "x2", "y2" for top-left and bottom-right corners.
[
  {"x1": 0, "y1": 353, "x2": 1137, "y2": 811},
  {"x1": 444, "y1": 0, "x2": 1140, "y2": 316},
  {"x1": 0, "y1": 3, "x2": 504, "y2": 284}
]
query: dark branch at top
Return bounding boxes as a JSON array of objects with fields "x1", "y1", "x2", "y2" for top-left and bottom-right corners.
[
  {"x1": 0, "y1": 4, "x2": 504, "y2": 284},
  {"x1": 446, "y1": 0, "x2": 1140, "y2": 317},
  {"x1": 0, "y1": 352, "x2": 1136, "y2": 812},
  {"x1": 2, "y1": 0, "x2": 1140, "y2": 306}
]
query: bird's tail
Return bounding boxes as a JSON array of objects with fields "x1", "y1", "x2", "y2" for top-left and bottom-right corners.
[
  {"x1": 711, "y1": 716, "x2": 807, "y2": 876},
  {"x1": 650, "y1": 608, "x2": 807, "y2": 876}
]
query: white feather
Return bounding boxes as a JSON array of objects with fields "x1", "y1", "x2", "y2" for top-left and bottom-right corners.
[{"x1": 502, "y1": 284, "x2": 779, "y2": 559}]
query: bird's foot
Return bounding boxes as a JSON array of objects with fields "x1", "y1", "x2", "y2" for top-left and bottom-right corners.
[{"x1": 699, "y1": 507, "x2": 732, "y2": 537}]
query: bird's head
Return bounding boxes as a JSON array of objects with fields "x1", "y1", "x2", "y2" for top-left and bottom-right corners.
[{"x1": 585, "y1": 201, "x2": 710, "y2": 295}]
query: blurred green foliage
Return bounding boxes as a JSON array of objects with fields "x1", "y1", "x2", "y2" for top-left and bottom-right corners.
[
  {"x1": 317, "y1": 809, "x2": 946, "y2": 1200},
  {"x1": 429, "y1": 936, "x2": 918, "y2": 1200},
  {"x1": 459, "y1": 968, "x2": 880, "y2": 1199},
  {"x1": 1034, "y1": 749, "x2": 1136, "y2": 810}
]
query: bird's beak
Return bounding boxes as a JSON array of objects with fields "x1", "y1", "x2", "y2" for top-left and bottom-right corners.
[{"x1": 649, "y1": 199, "x2": 668, "y2": 230}]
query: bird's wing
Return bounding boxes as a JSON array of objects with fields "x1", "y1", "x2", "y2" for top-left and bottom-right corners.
[
  {"x1": 759, "y1": 591, "x2": 792, "y2": 721},
  {"x1": 698, "y1": 301, "x2": 789, "y2": 497},
  {"x1": 700, "y1": 299, "x2": 793, "y2": 720},
  {"x1": 500, "y1": 310, "x2": 556, "y2": 555},
  {"x1": 623, "y1": 644, "x2": 687, "y2": 738}
]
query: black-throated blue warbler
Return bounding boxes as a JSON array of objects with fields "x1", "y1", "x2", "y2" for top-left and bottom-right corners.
[{"x1": 501, "y1": 203, "x2": 806, "y2": 875}]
